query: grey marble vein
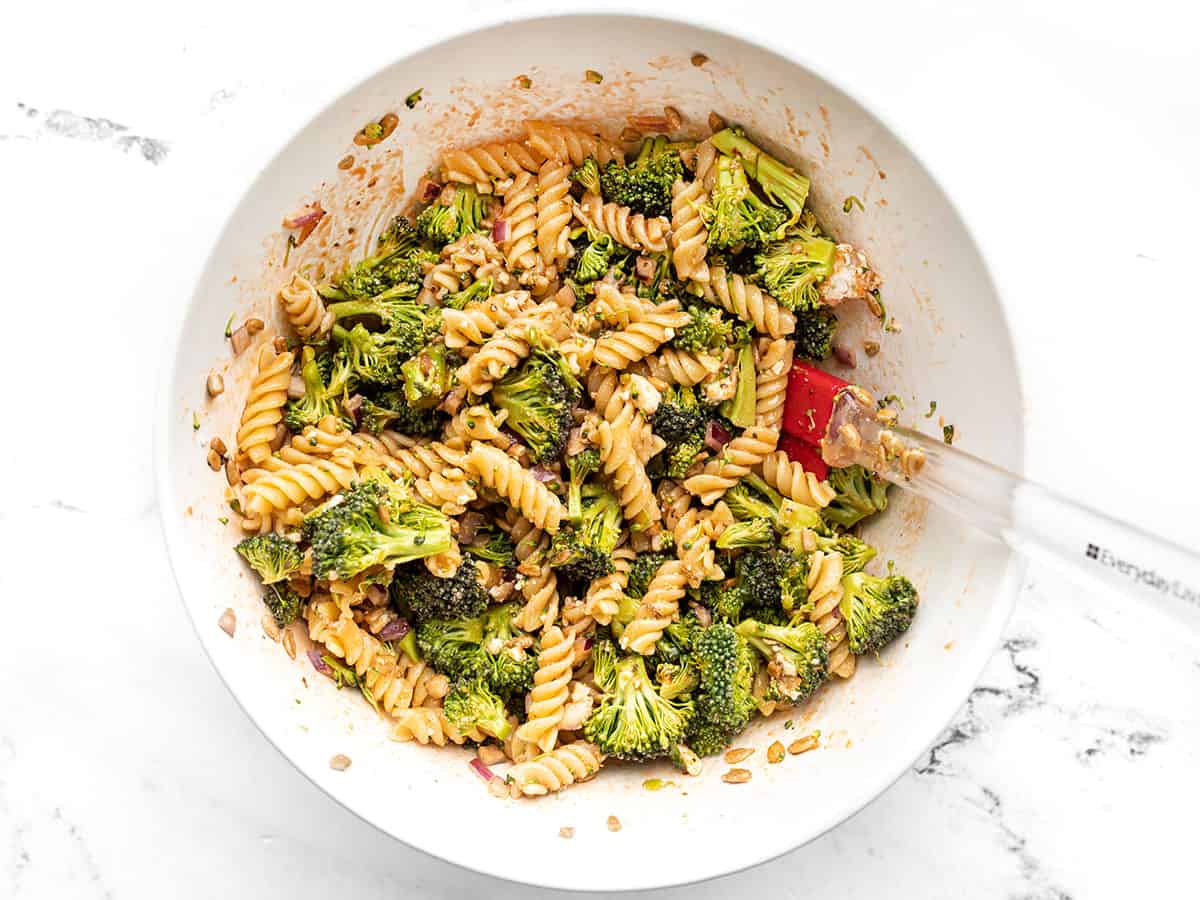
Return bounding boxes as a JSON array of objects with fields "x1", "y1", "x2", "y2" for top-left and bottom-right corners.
[
  {"x1": 14, "y1": 102, "x2": 169, "y2": 163},
  {"x1": 974, "y1": 786, "x2": 1072, "y2": 900}
]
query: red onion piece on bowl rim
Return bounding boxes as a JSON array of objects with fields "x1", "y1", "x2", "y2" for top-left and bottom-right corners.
[
  {"x1": 307, "y1": 649, "x2": 334, "y2": 676},
  {"x1": 377, "y1": 618, "x2": 411, "y2": 642},
  {"x1": 469, "y1": 757, "x2": 496, "y2": 783},
  {"x1": 492, "y1": 218, "x2": 509, "y2": 242},
  {"x1": 417, "y1": 177, "x2": 442, "y2": 202},
  {"x1": 282, "y1": 204, "x2": 325, "y2": 230},
  {"x1": 704, "y1": 419, "x2": 732, "y2": 452}
]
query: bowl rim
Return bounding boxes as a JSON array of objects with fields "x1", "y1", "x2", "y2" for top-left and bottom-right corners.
[{"x1": 154, "y1": 5, "x2": 1029, "y2": 891}]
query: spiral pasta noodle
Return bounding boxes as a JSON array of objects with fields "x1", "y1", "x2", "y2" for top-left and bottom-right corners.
[
  {"x1": 642, "y1": 347, "x2": 723, "y2": 386},
  {"x1": 622, "y1": 560, "x2": 685, "y2": 655},
  {"x1": 443, "y1": 404, "x2": 512, "y2": 450},
  {"x1": 524, "y1": 120, "x2": 624, "y2": 167},
  {"x1": 507, "y1": 741, "x2": 604, "y2": 798},
  {"x1": 391, "y1": 706, "x2": 483, "y2": 746},
  {"x1": 278, "y1": 273, "x2": 331, "y2": 340},
  {"x1": 760, "y1": 451, "x2": 836, "y2": 508},
  {"x1": 510, "y1": 518, "x2": 560, "y2": 632},
  {"x1": 674, "y1": 506, "x2": 722, "y2": 587},
  {"x1": 236, "y1": 344, "x2": 294, "y2": 464},
  {"x1": 441, "y1": 290, "x2": 534, "y2": 349},
  {"x1": 244, "y1": 448, "x2": 359, "y2": 515},
  {"x1": 702, "y1": 268, "x2": 795, "y2": 339},
  {"x1": 536, "y1": 161, "x2": 573, "y2": 267},
  {"x1": 499, "y1": 170, "x2": 540, "y2": 273},
  {"x1": 577, "y1": 192, "x2": 670, "y2": 253},
  {"x1": 754, "y1": 336, "x2": 794, "y2": 430},
  {"x1": 670, "y1": 141, "x2": 712, "y2": 284},
  {"x1": 592, "y1": 301, "x2": 691, "y2": 369},
  {"x1": 584, "y1": 543, "x2": 635, "y2": 626},
  {"x1": 466, "y1": 443, "x2": 566, "y2": 533},
  {"x1": 516, "y1": 625, "x2": 574, "y2": 752},
  {"x1": 591, "y1": 419, "x2": 660, "y2": 530},
  {"x1": 455, "y1": 305, "x2": 571, "y2": 396},
  {"x1": 587, "y1": 367, "x2": 660, "y2": 464},
  {"x1": 424, "y1": 540, "x2": 463, "y2": 578},
  {"x1": 806, "y1": 550, "x2": 854, "y2": 678},
  {"x1": 683, "y1": 426, "x2": 779, "y2": 505},
  {"x1": 290, "y1": 415, "x2": 352, "y2": 456},
  {"x1": 441, "y1": 140, "x2": 543, "y2": 189}
]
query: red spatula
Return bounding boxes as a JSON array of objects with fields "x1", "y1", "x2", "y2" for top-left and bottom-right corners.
[{"x1": 781, "y1": 360, "x2": 1200, "y2": 627}]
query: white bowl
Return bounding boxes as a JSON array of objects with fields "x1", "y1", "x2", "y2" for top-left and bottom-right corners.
[{"x1": 156, "y1": 10, "x2": 1026, "y2": 891}]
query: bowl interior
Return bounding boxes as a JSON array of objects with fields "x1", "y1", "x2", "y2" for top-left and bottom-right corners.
[{"x1": 159, "y1": 12, "x2": 1024, "y2": 891}]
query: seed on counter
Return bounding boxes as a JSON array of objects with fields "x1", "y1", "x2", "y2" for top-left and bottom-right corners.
[
  {"x1": 329, "y1": 754, "x2": 352, "y2": 771},
  {"x1": 218, "y1": 608, "x2": 236, "y2": 637},
  {"x1": 788, "y1": 733, "x2": 821, "y2": 755},
  {"x1": 724, "y1": 747, "x2": 754, "y2": 764},
  {"x1": 722, "y1": 768, "x2": 751, "y2": 784},
  {"x1": 606, "y1": 815, "x2": 622, "y2": 833},
  {"x1": 767, "y1": 741, "x2": 785, "y2": 764},
  {"x1": 206, "y1": 372, "x2": 225, "y2": 397},
  {"x1": 559, "y1": 826, "x2": 575, "y2": 839},
  {"x1": 584, "y1": 69, "x2": 604, "y2": 84}
]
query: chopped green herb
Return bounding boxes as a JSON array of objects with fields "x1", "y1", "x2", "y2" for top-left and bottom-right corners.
[
  {"x1": 283, "y1": 233, "x2": 296, "y2": 266},
  {"x1": 218, "y1": 516, "x2": 229, "y2": 525},
  {"x1": 842, "y1": 195, "x2": 865, "y2": 213},
  {"x1": 943, "y1": 424, "x2": 955, "y2": 444},
  {"x1": 405, "y1": 88, "x2": 423, "y2": 109},
  {"x1": 192, "y1": 411, "x2": 201, "y2": 431},
  {"x1": 229, "y1": 498, "x2": 242, "y2": 514},
  {"x1": 322, "y1": 654, "x2": 359, "y2": 689},
  {"x1": 224, "y1": 312, "x2": 235, "y2": 338},
  {"x1": 784, "y1": 719, "x2": 794, "y2": 729},
  {"x1": 878, "y1": 394, "x2": 904, "y2": 411},
  {"x1": 924, "y1": 400, "x2": 938, "y2": 418}
]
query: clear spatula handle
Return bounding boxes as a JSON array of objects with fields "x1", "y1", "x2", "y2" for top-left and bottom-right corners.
[{"x1": 826, "y1": 393, "x2": 1200, "y2": 628}]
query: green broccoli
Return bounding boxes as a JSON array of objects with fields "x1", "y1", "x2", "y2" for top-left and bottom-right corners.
[
  {"x1": 565, "y1": 447, "x2": 601, "y2": 525},
  {"x1": 715, "y1": 518, "x2": 775, "y2": 551},
  {"x1": 719, "y1": 343, "x2": 757, "y2": 428},
  {"x1": 357, "y1": 391, "x2": 444, "y2": 436},
  {"x1": 686, "y1": 623, "x2": 758, "y2": 756},
  {"x1": 331, "y1": 323, "x2": 404, "y2": 387},
  {"x1": 671, "y1": 305, "x2": 735, "y2": 353},
  {"x1": 627, "y1": 552, "x2": 672, "y2": 599},
  {"x1": 754, "y1": 217, "x2": 837, "y2": 312},
  {"x1": 235, "y1": 533, "x2": 303, "y2": 584},
  {"x1": 599, "y1": 136, "x2": 686, "y2": 217},
  {"x1": 583, "y1": 641, "x2": 693, "y2": 760},
  {"x1": 839, "y1": 572, "x2": 919, "y2": 654},
  {"x1": 711, "y1": 127, "x2": 811, "y2": 222},
  {"x1": 416, "y1": 603, "x2": 535, "y2": 693},
  {"x1": 464, "y1": 525, "x2": 517, "y2": 568},
  {"x1": 330, "y1": 296, "x2": 442, "y2": 369},
  {"x1": 491, "y1": 347, "x2": 581, "y2": 463},
  {"x1": 735, "y1": 547, "x2": 810, "y2": 614},
  {"x1": 262, "y1": 583, "x2": 304, "y2": 627},
  {"x1": 651, "y1": 384, "x2": 709, "y2": 443},
  {"x1": 634, "y1": 252, "x2": 680, "y2": 303},
  {"x1": 699, "y1": 577, "x2": 751, "y2": 623},
  {"x1": 443, "y1": 277, "x2": 493, "y2": 311},
  {"x1": 703, "y1": 154, "x2": 788, "y2": 252},
  {"x1": 736, "y1": 618, "x2": 828, "y2": 704},
  {"x1": 391, "y1": 557, "x2": 490, "y2": 623},
  {"x1": 549, "y1": 486, "x2": 623, "y2": 583},
  {"x1": 443, "y1": 678, "x2": 512, "y2": 740},
  {"x1": 415, "y1": 184, "x2": 491, "y2": 246},
  {"x1": 656, "y1": 660, "x2": 699, "y2": 701},
  {"x1": 572, "y1": 230, "x2": 617, "y2": 283},
  {"x1": 792, "y1": 308, "x2": 839, "y2": 360},
  {"x1": 399, "y1": 342, "x2": 454, "y2": 410},
  {"x1": 664, "y1": 431, "x2": 707, "y2": 480},
  {"x1": 303, "y1": 475, "x2": 453, "y2": 580},
  {"x1": 284, "y1": 346, "x2": 345, "y2": 432},
  {"x1": 571, "y1": 158, "x2": 601, "y2": 195},
  {"x1": 812, "y1": 533, "x2": 877, "y2": 575},
  {"x1": 823, "y1": 465, "x2": 890, "y2": 530},
  {"x1": 416, "y1": 614, "x2": 484, "y2": 677},
  {"x1": 321, "y1": 217, "x2": 436, "y2": 301}
]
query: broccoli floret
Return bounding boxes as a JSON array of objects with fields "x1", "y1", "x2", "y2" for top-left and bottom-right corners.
[
  {"x1": 736, "y1": 547, "x2": 809, "y2": 612},
  {"x1": 565, "y1": 447, "x2": 601, "y2": 524},
  {"x1": 671, "y1": 305, "x2": 734, "y2": 353},
  {"x1": 627, "y1": 552, "x2": 672, "y2": 599},
  {"x1": 549, "y1": 486, "x2": 622, "y2": 582},
  {"x1": 303, "y1": 475, "x2": 453, "y2": 580},
  {"x1": 391, "y1": 557, "x2": 489, "y2": 623},
  {"x1": 475, "y1": 603, "x2": 537, "y2": 693},
  {"x1": 415, "y1": 184, "x2": 491, "y2": 246},
  {"x1": 736, "y1": 618, "x2": 828, "y2": 704},
  {"x1": 634, "y1": 252, "x2": 680, "y2": 303},
  {"x1": 703, "y1": 154, "x2": 788, "y2": 252},
  {"x1": 753, "y1": 218, "x2": 837, "y2": 312},
  {"x1": 262, "y1": 583, "x2": 304, "y2": 627},
  {"x1": 715, "y1": 518, "x2": 775, "y2": 551},
  {"x1": 687, "y1": 623, "x2": 757, "y2": 756},
  {"x1": 416, "y1": 614, "x2": 484, "y2": 677},
  {"x1": 652, "y1": 385, "x2": 709, "y2": 443},
  {"x1": 235, "y1": 533, "x2": 303, "y2": 584},
  {"x1": 321, "y1": 218, "x2": 436, "y2": 301},
  {"x1": 464, "y1": 525, "x2": 517, "y2": 568},
  {"x1": 417, "y1": 603, "x2": 535, "y2": 693},
  {"x1": 649, "y1": 612, "x2": 701, "y2": 672},
  {"x1": 699, "y1": 577, "x2": 750, "y2": 623},
  {"x1": 599, "y1": 136, "x2": 685, "y2": 217},
  {"x1": 812, "y1": 533, "x2": 877, "y2": 575},
  {"x1": 839, "y1": 572, "x2": 919, "y2": 654},
  {"x1": 792, "y1": 308, "x2": 839, "y2": 360},
  {"x1": 284, "y1": 346, "x2": 344, "y2": 432},
  {"x1": 443, "y1": 277, "x2": 494, "y2": 310},
  {"x1": 491, "y1": 347, "x2": 580, "y2": 464},
  {"x1": 358, "y1": 391, "x2": 444, "y2": 436},
  {"x1": 823, "y1": 465, "x2": 890, "y2": 530},
  {"x1": 573, "y1": 230, "x2": 617, "y2": 284},
  {"x1": 664, "y1": 431, "x2": 706, "y2": 480},
  {"x1": 443, "y1": 678, "x2": 512, "y2": 740},
  {"x1": 583, "y1": 641, "x2": 693, "y2": 760},
  {"x1": 331, "y1": 323, "x2": 404, "y2": 387},
  {"x1": 723, "y1": 475, "x2": 785, "y2": 525},
  {"x1": 399, "y1": 342, "x2": 454, "y2": 410},
  {"x1": 656, "y1": 659, "x2": 699, "y2": 701},
  {"x1": 711, "y1": 127, "x2": 811, "y2": 222},
  {"x1": 571, "y1": 158, "x2": 601, "y2": 195},
  {"x1": 331, "y1": 297, "x2": 442, "y2": 370},
  {"x1": 718, "y1": 343, "x2": 757, "y2": 428}
]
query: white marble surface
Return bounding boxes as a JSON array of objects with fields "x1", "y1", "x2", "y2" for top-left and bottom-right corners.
[{"x1": 3, "y1": 1, "x2": 1199, "y2": 896}]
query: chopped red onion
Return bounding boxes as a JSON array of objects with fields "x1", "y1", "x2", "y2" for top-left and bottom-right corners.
[
  {"x1": 704, "y1": 419, "x2": 732, "y2": 452},
  {"x1": 342, "y1": 394, "x2": 364, "y2": 427},
  {"x1": 229, "y1": 325, "x2": 251, "y2": 355},
  {"x1": 307, "y1": 649, "x2": 334, "y2": 677},
  {"x1": 635, "y1": 256, "x2": 656, "y2": 282},
  {"x1": 458, "y1": 512, "x2": 485, "y2": 545},
  {"x1": 417, "y1": 177, "x2": 442, "y2": 202},
  {"x1": 282, "y1": 204, "x2": 325, "y2": 230},
  {"x1": 692, "y1": 604, "x2": 713, "y2": 628},
  {"x1": 378, "y1": 618, "x2": 411, "y2": 642},
  {"x1": 583, "y1": 636, "x2": 594, "y2": 650},
  {"x1": 492, "y1": 218, "x2": 509, "y2": 242},
  {"x1": 832, "y1": 341, "x2": 857, "y2": 368},
  {"x1": 529, "y1": 465, "x2": 557, "y2": 484},
  {"x1": 469, "y1": 757, "x2": 496, "y2": 783}
]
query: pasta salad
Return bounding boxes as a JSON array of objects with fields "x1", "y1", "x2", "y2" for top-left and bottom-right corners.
[{"x1": 217, "y1": 114, "x2": 918, "y2": 799}]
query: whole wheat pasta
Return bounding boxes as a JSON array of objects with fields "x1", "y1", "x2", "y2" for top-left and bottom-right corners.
[
  {"x1": 760, "y1": 450, "x2": 836, "y2": 508},
  {"x1": 516, "y1": 625, "x2": 574, "y2": 752},
  {"x1": 237, "y1": 344, "x2": 294, "y2": 464},
  {"x1": 577, "y1": 191, "x2": 670, "y2": 252},
  {"x1": 703, "y1": 267, "x2": 795, "y2": 338}
]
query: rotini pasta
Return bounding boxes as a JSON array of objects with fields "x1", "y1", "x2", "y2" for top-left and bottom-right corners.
[
  {"x1": 466, "y1": 443, "x2": 566, "y2": 533},
  {"x1": 524, "y1": 120, "x2": 624, "y2": 167},
  {"x1": 683, "y1": 426, "x2": 779, "y2": 505},
  {"x1": 760, "y1": 450, "x2": 836, "y2": 508},
  {"x1": 507, "y1": 741, "x2": 604, "y2": 797},
  {"x1": 642, "y1": 347, "x2": 724, "y2": 386},
  {"x1": 536, "y1": 160, "x2": 573, "y2": 267},
  {"x1": 592, "y1": 301, "x2": 691, "y2": 369},
  {"x1": 590, "y1": 419, "x2": 660, "y2": 530},
  {"x1": 498, "y1": 170, "x2": 540, "y2": 273},
  {"x1": 441, "y1": 139, "x2": 543, "y2": 190},
  {"x1": 702, "y1": 268, "x2": 796, "y2": 338},
  {"x1": 236, "y1": 344, "x2": 294, "y2": 464},
  {"x1": 622, "y1": 560, "x2": 685, "y2": 655},
  {"x1": 577, "y1": 191, "x2": 670, "y2": 252},
  {"x1": 516, "y1": 625, "x2": 574, "y2": 752},
  {"x1": 806, "y1": 550, "x2": 855, "y2": 678},
  {"x1": 278, "y1": 273, "x2": 331, "y2": 340}
]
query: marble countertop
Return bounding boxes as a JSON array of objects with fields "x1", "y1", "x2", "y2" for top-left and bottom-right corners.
[{"x1": 3, "y1": 1, "x2": 1198, "y2": 896}]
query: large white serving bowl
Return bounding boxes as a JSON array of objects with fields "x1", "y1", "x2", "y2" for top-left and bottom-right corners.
[{"x1": 156, "y1": 10, "x2": 1026, "y2": 891}]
